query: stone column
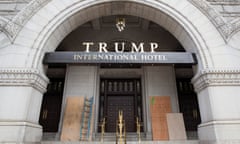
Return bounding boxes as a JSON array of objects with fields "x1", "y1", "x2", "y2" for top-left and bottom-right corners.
[
  {"x1": 192, "y1": 69, "x2": 240, "y2": 144},
  {"x1": 0, "y1": 68, "x2": 48, "y2": 143},
  {"x1": 143, "y1": 66, "x2": 179, "y2": 140}
]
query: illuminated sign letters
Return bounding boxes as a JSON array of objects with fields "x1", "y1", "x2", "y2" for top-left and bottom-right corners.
[
  {"x1": 82, "y1": 42, "x2": 159, "y2": 53},
  {"x1": 43, "y1": 42, "x2": 197, "y2": 64}
]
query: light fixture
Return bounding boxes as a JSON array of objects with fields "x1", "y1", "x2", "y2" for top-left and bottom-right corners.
[{"x1": 116, "y1": 17, "x2": 125, "y2": 32}]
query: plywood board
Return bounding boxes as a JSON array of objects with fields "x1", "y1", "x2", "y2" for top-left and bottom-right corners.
[
  {"x1": 167, "y1": 113, "x2": 187, "y2": 140},
  {"x1": 150, "y1": 96, "x2": 172, "y2": 140},
  {"x1": 60, "y1": 97, "x2": 84, "y2": 141}
]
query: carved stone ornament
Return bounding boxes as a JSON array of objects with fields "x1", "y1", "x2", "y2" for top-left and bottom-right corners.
[
  {"x1": 0, "y1": 0, "x2": 240, "y2": 41},
  {"x1": 192, "y1": 69, "x2": 240, "y2": 93},
  {"x1": 188, "y1": 0, "x2": 240, "y2": 40},
  {"x1": 207, "y1": 0, "x2": 240, "y2": 5},
  {"x1": 0, "y1": 68, "x2": 49, "y2": 93},
  {"x1": 0, "y1": 17, "x2": 8, "y2": 28},
  {"x1": 0, "y1": 16, "x2": 10, "y2": 36},
  {"x1": 0, "y1": 0, "x2": 50, "y2": 40}
]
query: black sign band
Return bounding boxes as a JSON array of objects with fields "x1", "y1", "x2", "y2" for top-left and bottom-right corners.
[{"x1": 43, "y1": 52, "x2": 197, "y2": 64}]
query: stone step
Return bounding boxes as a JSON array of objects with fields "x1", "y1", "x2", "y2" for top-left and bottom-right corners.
[
  {"x1": 42, "y1": 140, "x2": 199, "y2": 144},
  {"x1": 95, "y1": 132, "x2": 145, "y2": 141}
]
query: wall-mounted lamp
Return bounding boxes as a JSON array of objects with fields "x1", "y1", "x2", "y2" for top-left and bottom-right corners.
[{"x1": 116, "y1": 18, "x2": 126, "y2": 32}]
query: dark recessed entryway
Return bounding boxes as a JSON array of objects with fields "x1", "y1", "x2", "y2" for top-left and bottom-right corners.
[
  {"x1": 39, "y1": 78, "x2": 64, "y2": 132},
  {"x1": 98, "y1": 78, "x2": 143, "y2": 132}
]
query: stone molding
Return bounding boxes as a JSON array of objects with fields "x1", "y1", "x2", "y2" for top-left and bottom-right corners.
[
  {"x1": 199, "y1": 120, "x2": 240, "y2": 128},
  {"x1": 0, "y1": 16, "x2": 8, "y2": 28},
  {"x1": 0, "y1": 120, "x2": 42, "y2": 143},
  {"x1": 0, "y1": 0, "x2": 239, "y2": 41},
  {"x1": 189, "y1": 0, "x2": 240, "y2": 41},
  {"x1": 0, "y1": 16, "x2": 12, "y2": 37},
  {"x1": 0, "y1": 0, "x2": 49, "y2": 40},
  {"x1": 0, "y1": 68, "x2": 49, "y2": 93},
  {"x1": 0, "y1": 121, "x2": 42, "y2": 128},
  {"x1": 192, "y1": 69, "x2": 240, "y2": 93},
  {"x1": 207, "y1": 0, "x2": 240, "y2": 5},
  {"x1": 199, "y1": 140, "x2": 240, "y2": 144}
]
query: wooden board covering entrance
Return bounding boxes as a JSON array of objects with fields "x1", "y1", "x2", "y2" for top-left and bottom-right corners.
[
  {"x1": 60, "y1": 97, "x2": 84, "y2": 141},
  {"x1": 150, "y1": 96, "x2": 172, "y2": 140}
]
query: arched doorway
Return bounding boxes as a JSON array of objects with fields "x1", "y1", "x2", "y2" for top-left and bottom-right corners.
[
  {"x1": 25, "y1": 1, "x2": 216, "y2": 70},
  {"x1": 40, "y1": 15, "x2": 201, "y2": 140},
  {"x1": 29, "y1": 2, "x2": 217, "y2": 141}
]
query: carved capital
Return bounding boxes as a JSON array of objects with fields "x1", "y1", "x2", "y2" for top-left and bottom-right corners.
[
  {"x1": 192, "y1": 69, "x2": 240, "y2": 93},
  {"x1": 0, "y1": 68, "x2": 49, "y2": 93}
]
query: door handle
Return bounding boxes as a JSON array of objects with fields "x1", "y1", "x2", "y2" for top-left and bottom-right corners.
[
  {"x1": 192, "y1": 109, "x2": 198, "y2": 119},
  {"x1": 42, "y1": 110, "x2": 48, "y2": 120}
]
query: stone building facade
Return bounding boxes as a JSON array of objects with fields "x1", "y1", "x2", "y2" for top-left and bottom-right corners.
[{"x1": 0, "y1": 0, "x2": 240, "y2": 144}]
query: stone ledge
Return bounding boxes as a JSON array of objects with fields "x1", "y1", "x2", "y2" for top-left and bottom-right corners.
[
  {"x1": 41, "y1": 141, "x2": 199, "y2": 144},
  {"x1": 199, "y1": 140, "x2": 240, "y2": 144},
  {"x1": 192, "y1": 69, "x2": 240, "y2": 93},
  {"x1": 198, "y1": 120, "x2": 240, "y2": 142},
  {"x1": 0, "y1": 121, "x2": 42, "y2": 128},
  {"x1": 0, "y1": 68, "x2": 49, "y2": 93},
  {"x1": 199, "y1": 120, "x2": 240, "y2": 128},
  {"x1": 0, "y1": 121, "x2": 42, "y2": 143}
]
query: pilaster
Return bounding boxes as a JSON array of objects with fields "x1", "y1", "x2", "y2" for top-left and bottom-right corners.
[
  {"x1": 0, "y1": 68, "x2": 48, "y2": 143},
  {"x1": 192, "y1": 68, "x2": 240, "y2": 144},
  {"x1": 0, "y1": 68, "x2": 49, "y2": 93}
]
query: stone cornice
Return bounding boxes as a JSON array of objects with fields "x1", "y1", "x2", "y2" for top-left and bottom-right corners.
[
  {"x1": 192, "y1": 69, "x2": 240, "y2": 93},
  {"x1": 0, "y1": 68, "x2": 49, "y2": 93},
  {"x1": 0, "y1": 0, "x2": 240, "y2": 41}
]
